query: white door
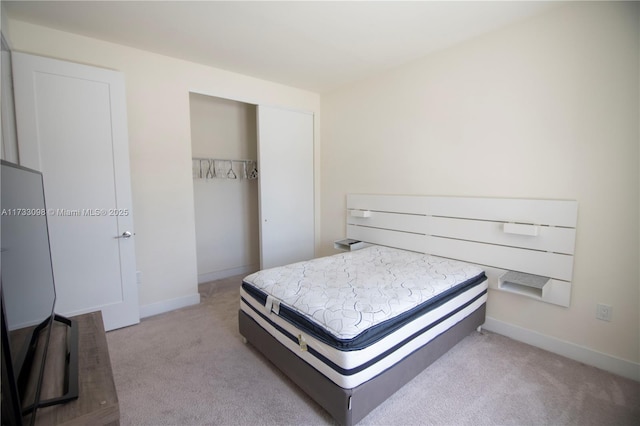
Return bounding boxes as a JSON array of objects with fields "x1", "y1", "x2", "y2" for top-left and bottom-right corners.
[
  {"x1": 257, "y1": 106, "x2": 314, "y2": 269},
  {"x1": 12, "y1": 52, "x2": 139, "y2": 331}
]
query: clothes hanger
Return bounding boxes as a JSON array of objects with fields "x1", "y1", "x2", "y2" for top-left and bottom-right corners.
[
  {"x1": 205, "y1": 159, "x2": 215, "y2": 179},
  {"x1": 227, "y1": 160, "x2": 237, "y2": 179}
]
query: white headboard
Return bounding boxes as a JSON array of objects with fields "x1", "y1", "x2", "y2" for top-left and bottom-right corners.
[{"x1": 346, "y1": 194, "x2": 578, "y2": 307}]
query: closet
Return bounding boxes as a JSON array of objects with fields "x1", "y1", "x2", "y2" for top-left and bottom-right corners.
[{"x1": 189, "y1": 94, "x2": 314, "y2": 283}]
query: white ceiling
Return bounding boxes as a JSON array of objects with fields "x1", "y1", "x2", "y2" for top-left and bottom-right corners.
[{"x1": 4, "y1": 1, "x2": 559, "y2": 93}]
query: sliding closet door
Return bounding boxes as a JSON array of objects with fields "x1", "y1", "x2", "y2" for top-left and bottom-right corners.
[{"x1": 257, "y1": 106, "x2": 314, "y2": 269}]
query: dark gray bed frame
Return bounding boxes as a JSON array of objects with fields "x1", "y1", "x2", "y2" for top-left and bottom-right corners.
[{"x1": 238, "y1": 302, "x2": 486, "y2": 426}]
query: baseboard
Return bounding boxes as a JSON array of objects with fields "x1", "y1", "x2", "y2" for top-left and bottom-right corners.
[
  {"x1": 140, "y1": 293, "x2": 201, "y2": 319},
  {"x1": 483, "y1": 316, "x2": 640, "y2": 382},
  {"x1": 198, "y1": 264, "x2": 258, "y2": 284}
]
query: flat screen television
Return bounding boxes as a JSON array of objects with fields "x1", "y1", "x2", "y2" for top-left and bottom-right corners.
[{"x1": 1, "y1": 160, "x2": 78, "y2": 426}]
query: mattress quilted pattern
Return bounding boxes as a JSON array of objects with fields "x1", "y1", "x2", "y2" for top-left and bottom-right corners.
[{"x1": 243, "y1": 246, "x2": 484, "y2": 340}]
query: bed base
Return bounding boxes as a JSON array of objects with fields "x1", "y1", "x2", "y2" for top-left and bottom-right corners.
[{"x1": 238, "y1": 303, "x2": 486, "y2": 425}]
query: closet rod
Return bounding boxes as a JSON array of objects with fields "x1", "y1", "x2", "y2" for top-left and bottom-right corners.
[
  {"x1": 192, "y1": 158, "x2": 258, "y2": 180},
  {"x1": 193, "y1": 157, "x2": 256, "y2": 163}
]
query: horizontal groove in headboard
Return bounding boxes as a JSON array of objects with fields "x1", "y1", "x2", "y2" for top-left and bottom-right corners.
[{"x1": 428, "y1": 196, "x2": 578, "y2": 228}]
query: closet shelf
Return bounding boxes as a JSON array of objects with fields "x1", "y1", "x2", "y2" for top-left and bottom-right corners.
[{"x1": 193, "y1": 157, "x2": 258, "y2": 180}]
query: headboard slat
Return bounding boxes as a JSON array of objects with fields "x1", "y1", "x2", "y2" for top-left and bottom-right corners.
[
  {"x1": 428, "y1": 196, "x2": 578, "y2": 227},
  {"x1": 347, "y1": 194, "x2": 428, "y2": 214},
  {"x1": 347, "y1": 211, "x2": 425, "y2": 235},
  {"x1": 428, "y1": 216, "x2": 577, "y2": 255},
  {"x1": 347, "y1": 225, "x2": 425, "y2": 253},
  {"x1": 425, "y1": 236, "x2": 574, "y2": 282}
]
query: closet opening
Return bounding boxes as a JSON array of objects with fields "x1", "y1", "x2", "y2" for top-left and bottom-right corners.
[{"x1": 189, "y1": 93, "x2": 260, "y2": 284}]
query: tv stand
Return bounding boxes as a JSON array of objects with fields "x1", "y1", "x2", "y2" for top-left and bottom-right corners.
[
  {"x1": 22, "y1": 314, "x2": 79, "y2": 415},
  {"x1": 30, "y1": 311, "x2": 119, "y2": 425}
]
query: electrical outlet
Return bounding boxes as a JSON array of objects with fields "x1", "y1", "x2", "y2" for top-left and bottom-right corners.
[{"x1": 596, "y1": 303, "x2": 612, "y2": 322}]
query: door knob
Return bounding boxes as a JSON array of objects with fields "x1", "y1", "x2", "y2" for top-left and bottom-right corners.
[{"x1": 115, "y1": 231, "x2": 132, "y2": 239}]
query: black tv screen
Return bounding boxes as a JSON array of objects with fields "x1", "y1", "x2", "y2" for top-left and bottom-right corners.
[
  {"x1": 1, "y1": 160, "x2": 78, "y2": 426},
  {"x1": 1, "y1": 160, "x2": 57, "y2": 422}
]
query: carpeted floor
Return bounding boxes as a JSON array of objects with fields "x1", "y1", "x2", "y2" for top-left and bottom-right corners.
[{"x1": 106, "y1": 275, "x2": 640, "y2": 425}]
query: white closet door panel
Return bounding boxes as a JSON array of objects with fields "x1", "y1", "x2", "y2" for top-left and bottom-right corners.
[
  {"x1": 12, "y1": 52, "x2": 139, "y2": 331},
  {"x1": 257, "y1": 106, "x2": 314, "y2": 269}
]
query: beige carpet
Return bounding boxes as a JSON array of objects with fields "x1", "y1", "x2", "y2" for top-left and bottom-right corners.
[{"x1": 106, "y1": 275, "x2": 640, "y2": 425}]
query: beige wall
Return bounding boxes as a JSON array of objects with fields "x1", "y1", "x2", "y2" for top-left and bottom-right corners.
[
  {"x1": 190, "y1": 94, "x2": 259, "y2": 282},
  {"x1": 321, "y1": 2, "x2": 639, "y2": 363},
  {"x1": 5, "y1": 19, "x2": 320, "y2": 311}
]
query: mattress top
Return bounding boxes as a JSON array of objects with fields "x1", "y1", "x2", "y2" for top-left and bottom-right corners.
[{"x1": 243, "y1": 245, "x2": 484, "y2": 341}]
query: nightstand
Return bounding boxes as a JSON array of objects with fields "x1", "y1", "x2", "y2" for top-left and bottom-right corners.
[{"x1": 334, "y1": 239, "x2": 370, "y2": 251}]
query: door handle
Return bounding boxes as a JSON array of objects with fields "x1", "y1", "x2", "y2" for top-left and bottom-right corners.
[{"x1": 115, "y1": 231, "x2": 133, "y2": 239}]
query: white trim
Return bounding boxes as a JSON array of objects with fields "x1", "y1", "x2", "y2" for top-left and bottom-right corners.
[
  {"x1": 140, "y1": 293, "x2": 201, "y2": 319},
  {"x1": 483, "y1": 316, "x2": 640, "y2": 382},
  {"x1": 198, "y1": 264, "x2": 258, "y2": 284}
]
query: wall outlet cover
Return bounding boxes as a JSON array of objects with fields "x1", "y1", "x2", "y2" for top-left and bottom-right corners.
[{"x1": 596, "y1": 303, "x2": 612, "y2": 322}]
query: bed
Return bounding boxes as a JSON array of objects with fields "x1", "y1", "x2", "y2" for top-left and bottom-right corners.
[{"x1": 239, "y1": 194, "x2": 578, "y2": 425}]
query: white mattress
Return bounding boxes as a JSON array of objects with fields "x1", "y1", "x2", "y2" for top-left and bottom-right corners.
[{"x1": 240, "y1": 245, "x2": 487, "y2": 389}]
